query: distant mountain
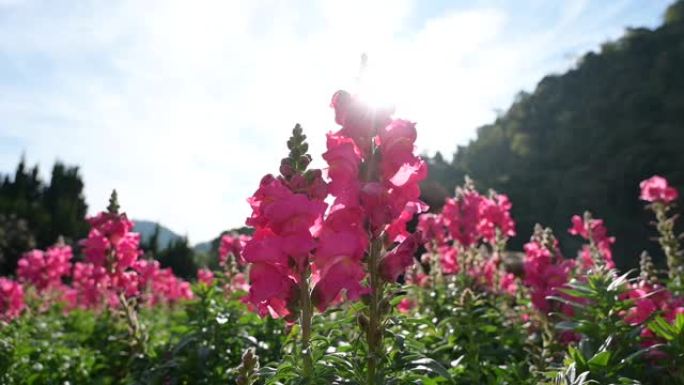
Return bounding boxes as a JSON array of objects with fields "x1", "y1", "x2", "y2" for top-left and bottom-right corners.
[
  {"x1": 193, "y1": 240, "x2": 212, "y2": 254},
  {"x1": 133, "y1": 220, "x2": 183, "y2": 250}
]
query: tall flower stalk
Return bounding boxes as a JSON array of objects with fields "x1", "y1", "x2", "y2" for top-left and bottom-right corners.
[
  {"x1": 242, "y1": 124, "x2": 327, "y2": 381},
  {"x1": 242, "y1": 91, "x2": 428, "y2": 383},
  {"x1": 639, "y1": 176, "x2": 682, "y2": 288}
]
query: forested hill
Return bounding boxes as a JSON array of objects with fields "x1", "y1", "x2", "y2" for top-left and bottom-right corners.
[{"x1": 422, "y1": 0, "x2": 684, "y2": 269}]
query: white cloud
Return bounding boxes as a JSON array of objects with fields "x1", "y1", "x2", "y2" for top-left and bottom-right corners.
[{"x1": 0, "y1": 0, "x2": 672, "y2": 242}]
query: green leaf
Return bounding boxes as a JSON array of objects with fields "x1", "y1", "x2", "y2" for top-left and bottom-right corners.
[{"x1": 587, "y1": 351, "x2": 611, "y2": 367}]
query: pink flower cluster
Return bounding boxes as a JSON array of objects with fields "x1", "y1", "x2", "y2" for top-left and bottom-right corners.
[
  {"x1": 242, "y1": 90, "x2": 428, "y2": 318},
  {"x1": 568, "y1": 214, "x2": 615, "y2": 269},
  {"x1": 133, "y1": 259, "x2": 193, "y2": 306},
  {"x1": 81, "y1": 212, "x2": 141, "y2": 272},
  {"x1": 621, "y1": 282, "x2": 684, "y2": 349},
  {"x1": 441, "y1": 189, "x2": 515, "y2": 248},
  {"x1": 415, "y1": 186, "x2": 516, "y2": 292},
  {"x1": 17, "y1": 244, "x2": 73, "y2": 292},
  {"x1": 197, "y1": 268, "x2": 214, "y2": 285},
  {"x1": 0, "y1": 277, "x2": 24, "y2": 321},
  {"x1": 313, "y1": 91, "x2": 428, "y2": 308},
  {"x1": 243, "y1": 173, "x2": 328, "y2": 318},
  {"x1": 640, "y1": 175, "x2": 678, "y2": 204},
  {"x1": 219, "y1": 233, "x2": 250, "y2": 266},
  {"x1": 523, "y1": 238, "x2": 574, "y2": 313},
  {"x1": 60, "y1": 209, "x2": 193, "y2": 310}
]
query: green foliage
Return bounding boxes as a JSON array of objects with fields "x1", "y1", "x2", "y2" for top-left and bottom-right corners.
[
  {"x1": 157, "y1": 236, "x2": 199, "y2": 280},
  {"x1": 0, "y1": 158, "x2": 88, "y2": 275},
  {"x1": 549, "y1": 269, "x2": 667, "y2": 384}
]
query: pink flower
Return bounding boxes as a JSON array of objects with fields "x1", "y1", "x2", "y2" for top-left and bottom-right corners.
[
  {"x1": 439, "y1": 247, "x2": 459, "y2": 275},
  {"x1": 0, "y1": 278, "x2": 25, "y2": 321},
  {"x1": 417, "y1": 213, "x2": 447, "y2": 247},
  {"x1": 568, "y1": 214, "x2": 615, "y2": 268},
  {"x1": 380, "y1": 234, "x2": 420, "y2": 282},
  {"x1": 219, "y1": 233, "x2": 250, "y2": 266},
  {"x1": 442, "y1": 191, "x2": 483, "y2": 248},
  {"x1": 17, "y1": 245, "x2": 73, "y2": 291},
  {"x1": 315, "y1": 207, "x2": 368, "y2": 262},
  {"x1": 386, "y1": 201, "x2": 427, "y2": 243},
  {"x1": 523, "y1": 239, "x2": 574, "y2": 313},
  {"x1": 81, "y1": 211, "x2": 142, "y2": 273},
  {"x1": 71, "y1": 262, "x2": 111, "y2": 309},
  {"x1": 312, "y1": 255, "x2": 368, "y2": 311},
  {"x1": 323, "y1": 134, "x2": 362, "y2": 205},
  {"x1": 397, "y1": 298, "x2": 414, "y2": 314},
  {"x1": 640, "y1": 175, "x2": 678, "y2": 203},
  {"x1": 477, "y1": 193, "x2": 516, "y2": 242},
  {"x1": 247, "y1": 263, "x2": 297, "y2": 318},
  {"x1": 87, "y1": 211, "x2": 134, "y2": 244},
  {"x1": 198, "y1": 268, "x2": 214, "y2": 285},
  {"x1": 330, "y1": 90, "x2": 393, "y2": 155},
  {"x1": 500, "y1": 273, "x2": 518, "y2": 296},
  {"x1": 111, "y1": 270, "x2": 140, "y2": 298},
  {"x1": 226, "y1": 272, "x2": 250, "y2": 294}
]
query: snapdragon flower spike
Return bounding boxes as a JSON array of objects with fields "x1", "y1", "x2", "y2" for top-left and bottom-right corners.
[
  {"x1": 441, "y1": 182, "x2": 483, "y2": 248},
  {"x1": 523, "y1": 225, "x2": 575, "y2": 313},
  {"x1": 568, "y1": 212, "x2": 615, "y2": 269},
  {"x1": 71, "y1": 191, "x2": 192, "y2": 310},
  {"x1": 197, "y1": 268, "x2": 214, "y2": 285},
  {"x1": 71, "y1": 261, "x2": 111, "y2": 309},
  {"x1": 620, "y1": 279, "x2": 684, "y2": 353},
  {"x1": 309, "y1": 91, "x2": 428, "y2": 312},
  {"x1": 81, "y1": 191, "x2": 142, "y2": 274},
  {"x1": 219, "y1": 233, "x2": 250, "y2": 266},
  {"x1": 17, "y1": 243, "x2": 73, "y2": 292},
  {"x1": 243, "y1": 124, "x2": 328, "y2": 319},
  {"x1": 477, "y1": 192, "x2": 516, "y2": 243},
  {"x1": 0, "y1": 277, "x2": 25, "y2": 322}
]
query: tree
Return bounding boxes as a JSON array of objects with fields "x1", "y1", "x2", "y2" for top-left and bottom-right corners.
[
  {"x1": 0, "y1": 158, "x2": 88, "y2": 274},
  {"x1": 423, "y1": 0, "x2": 684, "y2": 269}
]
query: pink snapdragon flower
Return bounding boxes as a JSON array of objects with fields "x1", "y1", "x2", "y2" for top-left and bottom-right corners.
[
  {"x1": 71, "y1": 262, "x2": 111, "y2": 309},
  {"x1": 132, "y1": 259, "x2": 193, "y2": 306},
  {"x1": 569, "y1": 214, "x2": 615, "y2": 269},
  {"x1": 0, "y1": 278, "x2": 25, "y2": 321},
  {"x1": 441, "y1": 190, "x2": 484, "y2": 248},
  {"x1": 397, "y1": 298, "x2": 415, "y2": 314},
  {"x1": 198, "y1": 268, "x2": 214, "y2": 285},
  {"x1": 439, "y1": 247, "x2": 460, "y2": 275},
  {"x1": 417, "y1": 213, "x2": 447, "y2": 247},
  {"x1": 478, "y1": 193, "x2": 516, "y2": 243},
  {"x1": 243, "y1": 170, "x2": 328, "y2": 318},
  {"x1": 317, "y1": 90, "x2": 427, "y2": 296},
  {"x1": 81, "y1": 211, "x2": 142, "y2": 273},
  {"x1": 620, "y1": 281, "x2": 684, "y2": 351},
  {"x1": 219, "y1": 233, "x2": 250, "y2": 266},
  {"x1": 640, "y1": 176, "x2": 678, "y2": 204},
  {"x1": 523, "y1": 239, "x2": 574, "y2": 313},
  {"x1": 17, "y1": 244, "x2": 73, "y2": 291},
  {"x1": 380, "y1": 234, "x2": 421, "y2": 282}
]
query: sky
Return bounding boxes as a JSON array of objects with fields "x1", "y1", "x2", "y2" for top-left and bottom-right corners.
[{"x1": 0, "y1": 0, "x2": 674, "y2": 244}]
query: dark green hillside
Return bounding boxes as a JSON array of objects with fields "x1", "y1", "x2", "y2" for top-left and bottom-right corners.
[{"x1": 423, "y1": 0, "x2": 684, "y2": 268}]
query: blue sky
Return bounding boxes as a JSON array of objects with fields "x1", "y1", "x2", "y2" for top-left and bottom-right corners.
[{"x1": 0, "y1": 0, "x2": 674, "y2": 243}]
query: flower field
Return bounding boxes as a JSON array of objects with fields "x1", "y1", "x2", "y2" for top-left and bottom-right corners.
[{"x1": 2, "y1": 91, "x2": 684, "y2": 385}]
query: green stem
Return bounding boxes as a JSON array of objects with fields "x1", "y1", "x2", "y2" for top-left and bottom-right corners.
[
  {"x1": 299, "y1": 269, "x2": 314, "y2": 380},
  {"x1": 366, "y1": 239, "x2": 384, "y2": 385},
  {"x1": 118, "y1": 292, "x2": 145, "y2": 355},
  {"x1": 654, "y1": 204, "x2": 682, "y2": 284}
]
